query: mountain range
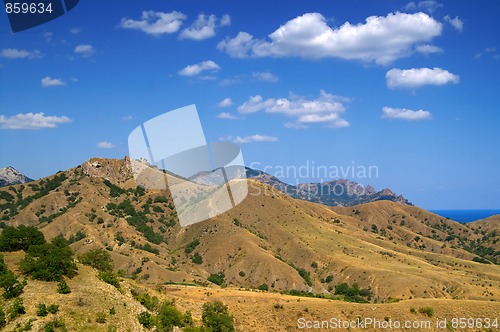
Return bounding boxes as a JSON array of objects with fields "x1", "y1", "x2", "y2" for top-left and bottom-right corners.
[
  {"x1": 0, "y1": 157, "x2": 498, "y2": 331},
  {"x1": 245, "y1": 167, "x2": 411, "y2": 206}
]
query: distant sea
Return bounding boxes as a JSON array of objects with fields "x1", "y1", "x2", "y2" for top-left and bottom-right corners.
[{"x1": 430, "y1": 210, "x2": 500, "y2": 223}]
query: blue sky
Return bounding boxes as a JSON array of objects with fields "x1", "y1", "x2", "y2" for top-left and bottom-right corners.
[{"x1": 0, "y1": 0, "x2": 499, "y2": 209}]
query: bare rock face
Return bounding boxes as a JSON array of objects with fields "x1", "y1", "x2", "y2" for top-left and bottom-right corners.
[{"x1": 82, "y1": 157, "x2": 133, "y2": 183}]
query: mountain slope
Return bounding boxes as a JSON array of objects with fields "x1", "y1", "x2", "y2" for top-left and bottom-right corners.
[{"x1": 0, "y1": 157, "x2": 498, "y2": 304}]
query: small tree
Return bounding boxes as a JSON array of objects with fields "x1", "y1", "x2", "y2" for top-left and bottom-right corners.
[
  {"x1": 0, "y1": 269, "x2": 25, "y2": 299},
  {"x1": 156, "y1": 301, "x2": 183, "y2": 331},
  {"x1": 202, "y1": 301, "x2": 235, "y2": 332},
  {"x1": 20, "y1": 236, "x2": 77, "y2": 281}
]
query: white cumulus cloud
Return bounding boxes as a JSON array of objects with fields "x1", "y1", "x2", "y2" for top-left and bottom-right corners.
[
  {"x1": 0, "y1": 48, "x2": 43, "y2": 59},
  {"x1": 218, "y1": 12, "x2": 442, "y2": 65},
  {"x1": 41, "y1": 77, "x2": 66, "y2": 87},
  {"x1": 237, "y1": 90, "x2": 350, "y2": 129},
  {"x1": 218, "y1": 98, "x2": 233, "y2": 107},
  {"x1": 179, "y1": 13, "x2": 232, "y2": 40},
  {"x1": 444, "y1": 15, "x2": 463, "y2": 32},
  {"x1": 179, "y1": 14, "x2": 217, "y2": 40},
  {"x1": 386, "y1": 67, "x2": 459, "y2": 89},
  {"x1": 97, "y1": 141, "x2": 115, "y2": 149},
  {"x1": 178, "y1": 60, "x2": 220, "y2": 77},
  {"x1": 74, "y1": 44, "x2": 95, "y2": 57},
  {"x1": 382, "y1": 107, "x2": 431, "y2": 121},
  {"x1": 0, "y1": 112, "x2": 72, "y2": 130},
  {"x1": 119, "y1": 11, "x2": 186, "y2": 36}
]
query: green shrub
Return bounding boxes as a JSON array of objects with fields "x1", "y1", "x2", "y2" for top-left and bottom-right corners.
[
  {"x1": 156, "y1": 301, "x2": 183, "y2": 331},
  {"x1": 418, "y1": 306, "x2": 434, "y2": 317},
  {"x1": 131, "y1": 289, "x2": 159, "y2": 310},
  {"x1": 99, "y1": 271, "x2": 121, "y2": 288},
  {"x1": 258, "y1": 283, "x2": 269, "y2": 291},
  {"x1": 48, "y1": 304, "x2": 59, "y2": 314},
  {"x1": 152, "y1": 206, "x2": 164, "y2": 213},
  {"x1": 238, "y1": 271, "x2": 245, "y2": 277},
  {"x1": 96, "y1": 311, "x2": 107, "y2": 323},
  {"x1": 0, "y1": 307, "x2": 5, "y2": 329},
  {"x1": 138, "y1": 311, "x2": 155, "y2": 329},
  {"x1": 137, "y1": 243, "x2": 160, "y2": 255},
  {"x1": 191, "y1": 253, "x2": 203, "y2": 264},
  {"x1": 184, "y1": 239, "x2": 200, "y2": 254},
  {"x1": 57, "y1": 279, "x2": 71, "y2": 294},
  {"x1": 208, "y1": 272, "x2": 225, "y2": 286},
  {"x1": 44, "y1": 317, "x2": 65, "y2": 332},
  {"x1": 202, "y1": 301, "x2": 235, "y2": 332},
  {"x1": 37, "y1": 303, "x2": 48, "y2": 317},
  {"x1": 8, "y1": 297, "x2": 25, "y2": 320},
  {"x1": 0, "y1": 268, "x2": 25, "y2": 299},
  {"x1": 103, "y1": 179, "x2": 126, "y2": 197},
  {"x1": 78, "y1": 249, "x2": 113, "y2": 271}
]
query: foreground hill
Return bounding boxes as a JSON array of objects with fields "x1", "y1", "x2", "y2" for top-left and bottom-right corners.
[{"x1": 0, "y1": 158, "x2": 498, "y2": 309}]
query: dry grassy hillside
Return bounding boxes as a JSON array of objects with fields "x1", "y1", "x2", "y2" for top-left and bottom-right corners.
[{"x1": 0, "y1": 157, "x2": 499, "y2": 330}]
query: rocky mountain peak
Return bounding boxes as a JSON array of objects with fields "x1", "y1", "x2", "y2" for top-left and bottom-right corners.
[{"x1": 0, "y1": 166, "x2": 33, "y2": 187}]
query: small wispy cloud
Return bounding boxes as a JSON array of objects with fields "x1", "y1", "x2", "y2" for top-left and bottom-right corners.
[
  {"x1": 74, "y1": 44, "x2": 95, "y2": 57},
  {"x1": 405, "y1": 1, "x2": 443, "y2": 14},
  {"x1": 416, "y1": 44, "x2": 443, "y2": 55},
  {"x1": 475, "y1": 47, "x2": 499, "y2": 60},
  {"x1": 217, "y1": 112, "x2": 239, "y2": 120},
  {"x1": 41, "y1": 77, "x2": 66, "y2": 87},
  {"x1": 444, "y1": 15, "x2": 463, "y2": 32},
  {"x1": 252, "y1": 71, "x2": 279, "y2": 82},
  {"x1": 97, "y1": 141, "x2": 115, "y2": 149},
  {"x1": 178, "y1": 60, "x2": 220, "y2": 77},
  {"x1": 0, "y1": 48, "x2": 43, "y2": 59},
  {"x1": 382, "y1": 107, "x2": 431, "y2": 121},
  {"x1": 222, "y1": 134, "x2": 278, "y2": 144},
  {"x1": 218, "y1": 98, "x2": 233, "y2": 107},
  {"x1": 0, "y1": 112, "x2": 72, "y2": 130}
]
